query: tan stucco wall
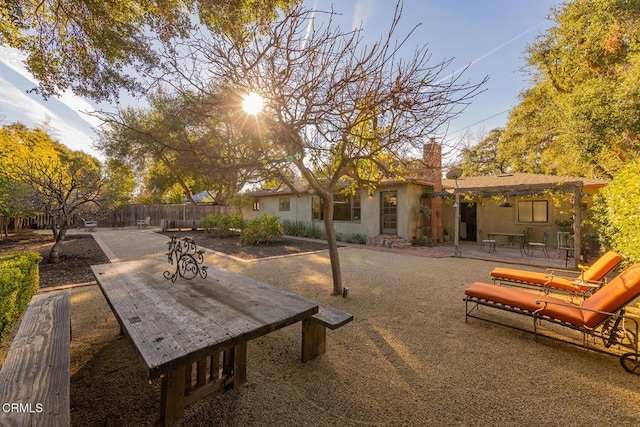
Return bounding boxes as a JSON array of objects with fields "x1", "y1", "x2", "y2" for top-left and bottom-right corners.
[{"x1": 443, "y1": 191, "x2": 600, "y2": 250}]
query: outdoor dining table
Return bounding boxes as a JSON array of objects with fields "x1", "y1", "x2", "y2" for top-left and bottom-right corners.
[
  {"x1": 487, "y1": 232, "x2": 526, "y2": 255},
  {"x1": 91, "y1": 258, "x2": 320, "y2": 425}
]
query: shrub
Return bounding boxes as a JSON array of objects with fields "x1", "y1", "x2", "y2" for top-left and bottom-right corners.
[
  {"x1": 240, "y1": 215, "x2": 283, "y2": 245},
  {"x1": 0, "y1": 251, "x2": 41, "y2": 345},
  {"x1": 339, "y1": 233, "x2": 367, "y2": 244},
  {"x1": 201, "y1": 213, "x2": 245, "y2": 237},
  {"x1": 592, "y1": 160, "x2": 640, "y2": 266},
  {"x1": 280, "y1": 220, "x2": 325, "y2": 239}
]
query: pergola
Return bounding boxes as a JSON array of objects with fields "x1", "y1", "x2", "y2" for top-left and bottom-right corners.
[{"x1": 438, "y1": 177, "x2": 591, "y2": 268}]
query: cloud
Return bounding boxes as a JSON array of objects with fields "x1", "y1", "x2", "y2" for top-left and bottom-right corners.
[
  {"x1": 0, "y1": 46, "x2": 103, "y2": 159},
  {"x1": 352, "y1": 0, "x2": 376, "y2": 30}
]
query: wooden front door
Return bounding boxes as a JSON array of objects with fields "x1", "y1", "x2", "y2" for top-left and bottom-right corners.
[{"x1": 380, "y1": 191, "x2": 398, "y2": 234}]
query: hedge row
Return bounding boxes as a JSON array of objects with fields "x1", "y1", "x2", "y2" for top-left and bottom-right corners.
[{"x1": 0, "y1": 251, "x2": 41, "y2": 345}]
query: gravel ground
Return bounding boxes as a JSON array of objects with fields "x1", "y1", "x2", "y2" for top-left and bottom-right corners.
[{"x1": 67, "y1": 246, "x2": 640, "y2": 426}]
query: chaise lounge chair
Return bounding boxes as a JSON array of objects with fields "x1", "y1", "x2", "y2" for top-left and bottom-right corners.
[
  {"x1": 464, "y1": 263, "x2": 640, "y2": 374},
  {"x1": 489, "y1": 250, "x2": 623, "y2": 295}
]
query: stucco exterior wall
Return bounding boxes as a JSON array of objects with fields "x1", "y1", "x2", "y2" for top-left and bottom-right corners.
[
  {"x1": 242, "y1": 183, "x2": 429, "y2": 241},
  {"x1": 443, "y1": 191, "x2": 600, "y2": 250},
  {"x1": 242, "y1": 192, "x2": 370, "y2": 237},
  {"x1": 243, "y1": 194, "x2": 313, "y2": 223}
]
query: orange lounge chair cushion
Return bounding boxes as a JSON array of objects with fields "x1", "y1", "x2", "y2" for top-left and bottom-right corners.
[
  {"x1": 464, "y1": 282, "x2": 586, "y2": 326},
  {"x1": 468, "y1": 264, "x2": 640, "y2": 329},
  {"x1": 581, "y1": 263, "x2": 640, "y2": 328},
  {"x1": 489, "y1": 251, "x2": 623, "y2": 293},
  {"x1": 489, "y1": 268, "x2": 582, "y2": 292},
  {"x1": 464, "y1": 282, "x2": 584, "y2": 326},
  {"x1": 582, "y1": 251, "x2": 623, "y2": 282}
]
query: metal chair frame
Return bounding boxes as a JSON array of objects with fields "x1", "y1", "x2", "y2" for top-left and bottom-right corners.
[
  {"x1": 479, "y1": 230, "x2": 496, "y2": 253},
  {"x1": 464, "y1": 295, "x2": 640, "y2": 374},
  {"x1": 528, "y1": 231, "x2": 549, "y2": 258}
]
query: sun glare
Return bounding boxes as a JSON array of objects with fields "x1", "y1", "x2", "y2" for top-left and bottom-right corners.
[{"x1": 242, "y1": 92, "x2": 264, "y2": 115}]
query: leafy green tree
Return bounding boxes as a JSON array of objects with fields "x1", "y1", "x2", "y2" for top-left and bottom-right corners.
[
  {"x1": 101, "y1": 158, "x2": 135, "y2": 219},
  {"x1": 0, "y1": 0, "x2": 300, "y2": 101},
  {"x1": 501, "y1": 0, "x2": 640, "y2": 178},
  {"x1": 457, "y1": 129, "x2": 510, "y2": 176},
  {"x1": 0, "y1": 123, "x2": 105, "y2": 262},
  {"x1": 0, "y1": 174, "x2": 36, "y2": 238},
  {"x1": 592, "y1": 159, "x2": 640, "y2": 265},
  {"x1": 97, "y1": 88, "x2": 268, "y2": 205}
]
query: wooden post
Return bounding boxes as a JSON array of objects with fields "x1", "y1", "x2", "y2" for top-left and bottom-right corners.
[{"x1": 573, "y1": 185, "x2": 582, "y2": 268}]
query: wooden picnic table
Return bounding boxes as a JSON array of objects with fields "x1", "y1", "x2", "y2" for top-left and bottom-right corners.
[{"x1": 91, "y1": 258, "x2": 320, "y2": 425}]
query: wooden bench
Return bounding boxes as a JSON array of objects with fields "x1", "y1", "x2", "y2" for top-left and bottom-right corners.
[
  {"x1": 302, "y1": 303, "x2": 353, "y2": 362},
  {"x1": 136, "y1": 216, "x2": 150, "y2": 228},
  {"x1": 0, "y1": 290, "x2": 71, "y2": 426},
  {"x1": 82, "y1": 219, "x2": 97, "y2": 231}
]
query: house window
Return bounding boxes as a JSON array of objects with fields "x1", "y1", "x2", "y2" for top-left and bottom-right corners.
[
  {"x1": 252, "y1": 200, "x2": 260, "y2": 211},
  {"x1": 312, "y1": 193, "x2": 361, "y2": 222},
  {"x1": 279, "y1": 197, "x2": 291, "y2": 211},
  {"x1": 517, "y1": 200, "x2": 548, "y2": 223}
]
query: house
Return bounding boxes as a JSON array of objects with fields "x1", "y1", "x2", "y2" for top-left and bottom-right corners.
[
  {"x1": 242, "y1": 143, "x2": 445, "y2": 247},
  {"x1": 242, "y1": 143, "x2": 609, "y2": 258},
  {"x1": 183, "y1": 190, "x2": 218, "y2": 204},
  {"x1": 243, "y1": 178, "x2": 438, "y2": 247}
]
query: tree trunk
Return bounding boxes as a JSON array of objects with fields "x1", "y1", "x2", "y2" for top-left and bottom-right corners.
[
  {"x1": 322, "y1": 194, "x2": 343, "y2": 296},
  {"x1": 48, "y1": 224, "x2": 68, "y2": 263}
]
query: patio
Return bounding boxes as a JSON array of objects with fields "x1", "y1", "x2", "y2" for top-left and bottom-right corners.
[
  {"x1": 370, "y1": 239, "x2": 578, "y2": 270},
  {"x1": 66, "y1": 228, "x2": 639, "y2": 426}
]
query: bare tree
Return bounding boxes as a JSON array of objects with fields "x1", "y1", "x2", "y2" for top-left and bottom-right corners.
[{"x1": 155, "y1": 2, "x2": 486, "y2": 295}]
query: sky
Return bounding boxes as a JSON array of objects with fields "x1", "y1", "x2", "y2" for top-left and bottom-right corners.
[{"x1": 0, "y1": 0, "x2": 562, "y2": 162}]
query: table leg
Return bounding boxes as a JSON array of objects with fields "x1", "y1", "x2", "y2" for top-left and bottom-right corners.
[
  {"x1": 232, "y1": 343, "x2": 248, "y2": 387},
  {"x1": 160, "y1": 344, "x2": 248, "y2": 425},
  {"x1": 301, "y1": 318, "x2": 326, "y2": 362},
  {"x1": 161, "y1": 366, "x2": 186, "y2": 425}
]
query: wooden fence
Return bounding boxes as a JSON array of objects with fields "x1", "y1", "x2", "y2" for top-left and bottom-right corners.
[
  {"x1": 1, "y1": 213, "x2": 52, "y2": 238},
  {"x1": 113, "y1": 204, "x2": 240, "y2": 227},
  {"x1": 1, "y1": 205, "x2": 239, "y2": 237}
]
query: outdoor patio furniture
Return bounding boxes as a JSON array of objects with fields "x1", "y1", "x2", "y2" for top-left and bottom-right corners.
[
  {"x1": 527, "y1": 231, "x2": 549, "y2": 257},
  {"x1": 136, "y1": 216, "x2": 150, "y2": 228},
  {"x1": 91, "y1": 258, "x2": 352, "y2": 425},
  {"x1": 0, "y1": 290, "x2": 71, "y2": 426},
  {"x1": 557, "y1": 231, "x2": 573, "y2": 266},
  {"x1": 488, "y1": 232, "x2": 527, "y2": 256},
  {"x1": 464, "y1": 263, "x2": 640, "y2": 374},
  {"x1": 489, "y1": 250, "x2": 623, "y2": 296},
  {"x1": 82, "y1": 218, "x2": 97, "y2": 231},
  {"x1": 479, "y1": 230, "x2": 496, "y2": 253}
]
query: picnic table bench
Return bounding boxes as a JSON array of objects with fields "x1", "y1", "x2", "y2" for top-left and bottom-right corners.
[
  {"x1": 303, "y1": 304, "x2": 354, "y2": 362},
  {"x1": 91, "y1": 259, "x2": 352, "y2": 425},
  {"x1": 0, "y1": 290, "x2": 71, "y2": 427}
]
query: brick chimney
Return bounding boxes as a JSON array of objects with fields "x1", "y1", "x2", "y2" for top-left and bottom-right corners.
[{"x1": 423, "y1": 139, "x2": 444, "y2": 243}]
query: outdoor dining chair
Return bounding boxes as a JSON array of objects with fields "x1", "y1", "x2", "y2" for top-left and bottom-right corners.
[
  {"x1": 479, "y1": 230, "x2": 496, "y2": 253},
  {"x1": 528, "y1": 231, "x2": 549, "y2": 257}
]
